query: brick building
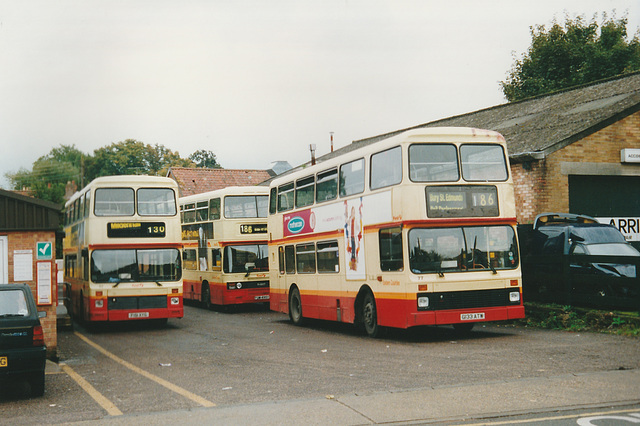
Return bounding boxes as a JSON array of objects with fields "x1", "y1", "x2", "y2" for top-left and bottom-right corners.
[
  {"x1": 353, "y1": 72, "x2": 640, "y2": 246},
  {"x1": 0, "y1": 189, "x2": 62, "y2": 357}
]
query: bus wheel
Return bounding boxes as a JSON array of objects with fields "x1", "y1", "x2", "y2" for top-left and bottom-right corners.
[
  {"x1": 362, "y1": 292, "x2": 380, "y2": 338},
  {"x1": 289, "y1": 287, "x2": 304, "y2": 326},
  {"x1": 202, "y1": 283, "x2": 212, "y2": 310},
  {"x1": 78, "y1": 292, "x2": 85, "y2": 324}
]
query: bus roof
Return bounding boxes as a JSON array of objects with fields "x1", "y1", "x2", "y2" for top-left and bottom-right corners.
[
  {"x1": 269, "y1": 127, "x2": 506, "y2": 187},
  {"x1": 65, "y1": 175, "x2": 179, "y2": 207}
]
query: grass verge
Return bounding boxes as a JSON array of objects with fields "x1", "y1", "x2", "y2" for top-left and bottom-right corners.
[{"x1": 519, "y1": 302, "x2": 640, "y2": 336}]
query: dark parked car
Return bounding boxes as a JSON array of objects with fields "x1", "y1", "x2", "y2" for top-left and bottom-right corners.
[
  {"x1": 0, "y1": 284, "x2": 47, "y2": 396},
  {"x1": 520, "y1": 213, "x2": 640, "y2": 303}
]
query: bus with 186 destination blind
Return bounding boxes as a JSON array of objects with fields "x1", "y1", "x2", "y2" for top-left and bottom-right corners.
[
  {"x1": 63, "y1": 175, "x2": 183, "y2": 324},
  {"x1": 268, "y1": 127, "x2": 524, "y2": 337},
  {"x1": 180, "y1": 186, "x2": 270, "y2": 308}
]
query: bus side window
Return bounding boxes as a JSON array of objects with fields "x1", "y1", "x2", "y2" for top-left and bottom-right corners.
[
  {"x1": 84, "y1": 191, "x2": 91, "y2": 218},
  {"x1": 296, "y1": 243, "x2": 316, "y2": 273},
  {"x1": 285, "y1": 245, "x2": 296, "y2": 274},
  {"x1": 196, "y1": 201, "x2": 209, "y2": 221},
  {"x1": 379, "y1": 227, "x2": 403, "y2": 271},
  {"x1": 295, "y1": 176, "x2": 315, "y2": 208},
  {"x1": 278, "y1": 183, "x2": 295, "y2": 212},
  {"x1": 183, "y1": 249, "x2": 198, "y2": 270},
  {"x1": 317, "y1": 240, "x2": 339, "y2": 273},
  {"x1": 339, "y1": 159, "x2": 365, "y2": 197},
  {"x1": 269, "y1": 187, "x2": 278, "y2": 215},
  {"x1": 82, "y1": 249, "x2": 89, "y2": 281},
  {"x1": 316, "y1": 168, "x2": 338, "y2": 203},
  {"x1": 209, "y1": 198, "x2": 221, "y2": 220},
  {"x1": 211, "y1": 248, "x2": 221, "y2": 270},
  {"x1": 370, "y1": 146, "x2": 402, "y2": 190},
  {"x1": 278, "y1": 246, "x2": 285, "y2": 274}
]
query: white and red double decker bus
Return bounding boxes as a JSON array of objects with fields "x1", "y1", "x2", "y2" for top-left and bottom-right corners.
[
  {"x1": 63, "y1": 176, "x2": 183, "y2": 323},
  {"x1": 268, "y1": 127, "x2": 524, "y2": 336},
  {"x1": 180, "y1": 186, "x2": 269, "y2": 308}
]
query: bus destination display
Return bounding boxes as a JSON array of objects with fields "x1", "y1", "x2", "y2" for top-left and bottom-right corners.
[
  {"x1": 426, "y1": 186, "x2": 499, "y2": 218},
  {"x1": 240, "y1": 224, "x2": 268, "y2": 234},
  {"x1": 107, "y1": 222, "x2": 166, "y2": 238}
]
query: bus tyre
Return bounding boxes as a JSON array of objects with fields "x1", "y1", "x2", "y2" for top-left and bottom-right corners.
[
  {"x1": 289, "y1": 287, "x2": 304, "y2": 326},
  {"x1": 362, "y1": 292, "x2": 380, "y2": 338},
  {"x1": 78, "y1": 292, "x2": 85, "y2": 324},
  {"x1": 202, "y1": 283, "x2": 212, "y2": 310}
]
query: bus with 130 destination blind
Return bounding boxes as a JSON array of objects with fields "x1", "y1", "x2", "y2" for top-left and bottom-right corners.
[
  {"x1": 180, "y1": 186, "x2": 270, "y2": 308},
  {"x1": 268, "y1": 127, "x2": 524, "y2": 336},
  {"x1": 63, "y1": 176, "x2": 183, "y2": 324}
]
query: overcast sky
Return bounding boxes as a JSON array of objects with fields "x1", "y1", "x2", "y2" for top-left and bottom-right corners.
[{"x1": 1, "y1": 0, "x2": 638, "y2": 189}]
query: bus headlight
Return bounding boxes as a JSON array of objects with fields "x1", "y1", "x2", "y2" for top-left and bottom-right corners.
[
  {"x1": 509, "y1": 291, "x2": 520, "y2": 303},
  {"x1": 95, "y1": 299, "x2": 104, "y2": 308},
  {"x1": 170, "y1": 297, "x2": 180, "y2": 305},
  {"x1": 417, "y1": 296, "x2": 429, "y2": 309}
]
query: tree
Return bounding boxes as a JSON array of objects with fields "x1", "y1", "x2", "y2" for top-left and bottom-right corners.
[
  {"x1": 5, "y1": 144, "x2": 83, "y2": 204},
  {"x1": 5, "y1": 140, "x2": 215, "y2": 204},
  {"x1": 189, "y1": 149, "x2": 222, "y2": 169},
  {"x1": 84, "y1": 139, "x2": 194, "y2": 182},
  {"x1": 501, "y1": 13, "x2": 640, "y2": 102}
]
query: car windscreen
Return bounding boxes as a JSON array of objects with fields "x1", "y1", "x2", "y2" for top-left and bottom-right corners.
[
  {"x1": 572, "y1": 226, "x2": 627, "y2": 244},
  {"x1": 582, "y1": 243, "x2": 640, "y2": 256}
]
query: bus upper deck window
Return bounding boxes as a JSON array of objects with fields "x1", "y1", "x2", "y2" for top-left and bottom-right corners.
[
  {"x1": 278, "y1": 183, "x2": 294, "y2": 212},
  {"x1": 95, "y1": 188, "x2": 135, "y2": 216},
  {"x1": 316, "y1": 168, "x2": 337, "y2": 203},
  {"x1": 257, "y1": 195, "x2": 269, "y2": 218},
  {"x1": 295, "y1": 176, "x2": 315, "y2": 208},
  {"x1": 460, "y1": 144, "x2": 508, "y2": 182},
  {"x1": 371, "y1": 146, "x2": 402, "y2": 190},
  {"x1": 339, "y1": 159, "x2": 364, "y2": 197},
  {"x1": 225, "y1": 195, "x2": 260, "y2": 218},
  {"x1": 138, "y1": 188, "x2": 177, "y2": 216},
  {"x1": 210, "y1": 198, "x2": 221, "y2": 220},
  {"x1": 195, "y1": 201, "x2": 209, "y2": 221},
  {"x1": 409, "y1": 144, "x2": 459, "y2": 182}
]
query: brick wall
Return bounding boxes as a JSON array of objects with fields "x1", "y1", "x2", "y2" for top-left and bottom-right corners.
[
  {"x1": 5, "y1": 230, "x2": 58, "y2": 358},
  {"x1": 512, "y1": 110, "x2": 640, "y2": 224}
]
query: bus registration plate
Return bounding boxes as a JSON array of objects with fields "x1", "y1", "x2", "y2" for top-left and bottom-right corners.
[
  {"x1": 460, "y1": 313, "x2": 484, "y2": 321},
  {"x1": 128, "y1": 312, "x2": 150, "y2": 319},
  {"x1": 254, "y1": 295, "x2": 270, "y2": 300}
]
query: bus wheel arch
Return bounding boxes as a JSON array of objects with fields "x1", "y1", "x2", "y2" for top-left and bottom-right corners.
[
  {"x1": 288, "y1": 285, "x2": 304, "y2": 326},
  {"x1": 356, "y1": 286, "x2": 381, "y2": 338}
]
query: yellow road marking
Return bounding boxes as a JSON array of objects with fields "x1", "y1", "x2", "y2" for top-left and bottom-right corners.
[
  {"x1": 74, "y1": 331, "x2": 215, "y2": 407},
  {"x1": 61, "y1": 364, "x2": 123, "y2": 416}
]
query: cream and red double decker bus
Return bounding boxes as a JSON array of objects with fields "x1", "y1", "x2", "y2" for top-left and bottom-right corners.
[
  {"x1": 180, "y1": 186, "x2": 269, "y2": 308},
  {"x1": 63, "y1": 176, "x2": 183, "y2": 324},
  {"x1": 268, "y1": 127, "x2": 524, "y2": 337}
]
